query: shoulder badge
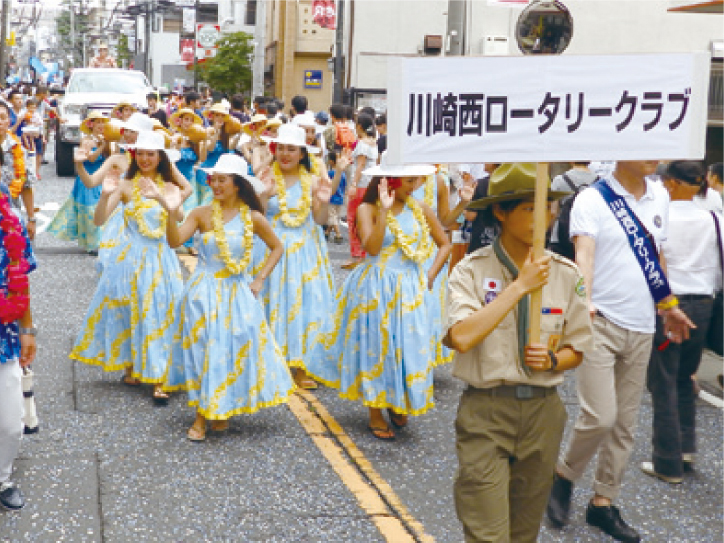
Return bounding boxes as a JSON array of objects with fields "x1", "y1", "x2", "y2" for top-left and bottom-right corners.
[{"x1": 575, "y1": 277, "x2": 586, "y2": 298}]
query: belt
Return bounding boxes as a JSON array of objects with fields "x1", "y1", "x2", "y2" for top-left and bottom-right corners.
[
  {"x1": 468, "y1": 384, "x2": 557, "y2": 400},
  {"x1": 677, "y1": 294, "x2": 713, "y2": 301}
]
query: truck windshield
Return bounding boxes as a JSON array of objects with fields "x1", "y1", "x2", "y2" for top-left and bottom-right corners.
[{"x1": 68, "y1": 72, "x2": 149, "y2": 94}]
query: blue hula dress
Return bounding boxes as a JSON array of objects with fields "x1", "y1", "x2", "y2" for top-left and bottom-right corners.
[
  {"x1": 163, "y1": 213, "x2": 295, "y2": 419},
  {"x1": 306, "y1": 204, "x2": 435, "y2": 415},
  {"x1": 175, "y1": 146, "x2": 199, "y2": 249},
  {"x1": 412, "y1": 177, "x2": 453, "y2": 367},
  {"x1": 195, "y1": 141, "x2": 227, "y2": 207},
  {"x1": 97, "y1": 151, "x2": 132, "y2": 273},
  {"x1": 251, "y1": 180, "x2": 335, "y2": 371},
  {"x1": 70, "y1": 197, "x2": 184, "y2": 384},
  {"x1": 46, "y1": 150, "x2": 105, "y2": 251}
]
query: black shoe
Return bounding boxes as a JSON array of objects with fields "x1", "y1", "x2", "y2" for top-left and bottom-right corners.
[
  {"x1": 0, "y1": 482, "x2": 25, "y2": 510},
  {"x1": 586, "y1": 502, "x2": 641, "y2": 542},
  {"x1": 547, "y1": 474, "x2": 573, "y2": 528}
]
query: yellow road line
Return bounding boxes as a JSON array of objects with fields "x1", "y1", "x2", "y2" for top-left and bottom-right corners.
[
  {"x1": 176, "y1": 256, "x2": 432, "y2": 541},
  {"x1": 290, "y1": 390, "x2": 435, "y2": 543}
]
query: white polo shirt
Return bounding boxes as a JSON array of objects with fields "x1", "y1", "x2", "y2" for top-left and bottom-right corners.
[{"x1": 570, "y1": 175, "x2": 670, "y2": 333}]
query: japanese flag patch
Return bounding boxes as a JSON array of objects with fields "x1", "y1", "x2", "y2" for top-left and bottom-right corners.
[{"x1": 484, "y1": 278, "x2": 502, "y2": 292}]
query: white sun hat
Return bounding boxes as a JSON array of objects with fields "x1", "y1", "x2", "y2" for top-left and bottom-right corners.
[
  {"x1": 291, "y1": 112, "x2": 316, "y2": 129},
  {"x1": 201, "y1": 153, "x2": 264, "y2": 194},
  {"x1": 262, "y1": 123, "x2": 319, "y2": 154},
  {"x1": 363, "y1": 151, "x2": 435, "y2": 178},
  {"x1": 120, "y1": 112, "x2": 154, "y2": 133},
  {"x1": 125, "y1": 130, "x2": 180, "y2": 162}
]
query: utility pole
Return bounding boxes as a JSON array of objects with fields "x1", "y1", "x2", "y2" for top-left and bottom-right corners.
[
  {"x1": 0, "y1": 0, "x2": 9, "y2": 82},
  {"x1": 70, "y1": 2, "x2": 75, "y2": 68},
  {"x1": 145, "y1": 2, "x2": 152, "y2": 79},
  {"x1": 193, "y1": 0, "x2": 198, "y2": 89},
  {"x1": 333, "y1": 0, "x2": 344, "y2": 104},
  {"x1": 252, "y1": 0, "x2": 266, "y2": 100}
]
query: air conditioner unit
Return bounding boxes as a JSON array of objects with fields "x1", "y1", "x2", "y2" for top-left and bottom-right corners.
[{"x1": 480, "y1": 36, "x2": 509, "y2": 56}]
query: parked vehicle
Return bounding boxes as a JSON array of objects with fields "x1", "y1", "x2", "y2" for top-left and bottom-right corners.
[{"x1": 55, "y1": 68, "x2": 152, "y2": 176}]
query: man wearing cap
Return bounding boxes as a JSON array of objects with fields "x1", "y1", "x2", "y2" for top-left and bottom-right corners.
[
  {"x1": 89, "y1": 43, "x2": 117, "y2": 69},
  {"x1": 444, "y1": 163, "x2": 593, "y2": 543},
  {"x1": 547, "y1": 161, "x2": 695, "y2": 543}
]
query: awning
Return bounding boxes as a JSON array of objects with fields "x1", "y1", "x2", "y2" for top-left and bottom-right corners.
[{"x1": 668, "y1": 0, "x2": 723, "y2": 13}]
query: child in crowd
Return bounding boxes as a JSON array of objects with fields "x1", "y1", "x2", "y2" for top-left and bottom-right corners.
[
  {"x1": 19, "y1": 99, "x2": 45, "y2": 178},
  {"x1": 327, "y1": 150, "x2": 346, "y2": 244}
]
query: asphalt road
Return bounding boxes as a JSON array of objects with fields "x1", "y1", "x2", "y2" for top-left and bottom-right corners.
[{"x1": 0, "y1": 157, "x2": 721, "y2": 542}]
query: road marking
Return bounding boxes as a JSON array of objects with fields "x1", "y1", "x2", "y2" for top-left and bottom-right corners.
[
  {"x1": 290, "y1": 391, "x2": 434, "y2": 543},
  {"x1": 176, "y1": 255, "x2": 433, "y2": 542},
  {"x1": 34, "y1": 202, "x2": 61, "y2": 234},
  {"x1": 699, "y1": 390, "x2": 724, "y2": 409}
]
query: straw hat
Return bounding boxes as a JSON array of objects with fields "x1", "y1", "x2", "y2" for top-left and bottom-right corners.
[
  {"x1": 111, "y1": 101, "x2": 137, "y2": 119},
  {"x1": 119, "y1": 112, "x2": 154, "y2": 134},
  {"x1": 204, "y1": 103, "x2": 230, "y2": 119},
  {"x1": 169, "y1": 108, "x2": 203, "y2": 129},
  {"x1": 201, "y1": 154, "x2": 264, "y2": 194},
  {"x1": 466, "y1": 163, "x2": 571, "y2": 210},
  {"x1": 241, "y1": 114, "x2": 269, "y2": 136},
  {"x1": 80, "y1": 111, "x2": 109, "y2": 135},
  {"x1": 150, "y1": 118, "x2": 171, "y2": 136},
  {"x1": 262, "y1": 123, "x2": 318, "y2": 154},
  {"x1": 363, "y1": 151, "x2": 435, "y2": 178},
  {"x1": 265, "y1": 117, "x2": 282, "y2": 130}
]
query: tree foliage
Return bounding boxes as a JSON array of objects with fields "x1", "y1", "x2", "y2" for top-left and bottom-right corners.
[
  {"x1": 196, "y1": 32, "x2": 254, "y2": 96},
  {"x1": 116, "y1": 34, "x2": 133, "y2": 69},
  {"x1": 55, "y1": 0, "x2": 91, "y2": 69}
]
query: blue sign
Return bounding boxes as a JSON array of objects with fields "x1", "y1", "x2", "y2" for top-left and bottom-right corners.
[{"x1": 304, "y1": 70, "x2": 322, "y2": 89}]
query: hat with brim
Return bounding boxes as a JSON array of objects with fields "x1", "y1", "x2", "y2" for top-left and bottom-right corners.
[
  {"x1": 264, "y1": 117, "x2": 283, "y2": 130},
  {"x1": 204, "y1": 103, "x2": 230, "y2": 119},
  {"x1": 169, "y1": 108, "x2": 203, "y2": 129},
  {"x1": 657, "y1": 161, "x2": 705, "y2": 185},
  {"x1": 123, "y1": 130, "x2": 180, "y2": 162},
  {"x1": 262, "y1": 123, "x2": 319, "y2": 154},
  {"x1": 466, "y1": 163, "x2": 571, "y2": 210},
  {"x1": 362, "y1": 151, "x2": 435, "y2": 178},
  {"x1": 119, "y1": 112, "x2": 154, "y2": 134},
  {"x1": 242, "y1": 114, "x2": 269, "y2": 136},
  {"x1": 111, "y1": 101, "x2": 137, "y2": 119},
  {"x1": 201, "y1": 153, "x2": 264, "y2": 194},
  {"x1": 80, "y1": 111, "x2": 109, "y2": 135},
  {"x1": 150, "y1": 118, "x2": 171, "y2": 136}
]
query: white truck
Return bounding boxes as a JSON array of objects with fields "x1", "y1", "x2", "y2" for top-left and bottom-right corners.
[{"x1": 55, "y1": 68, "x2": 153, "y2": 176}]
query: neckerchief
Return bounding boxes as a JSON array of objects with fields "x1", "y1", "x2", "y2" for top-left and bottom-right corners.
[{"x1": 493, "y1": 237, "x2": 531, "y2": 376}]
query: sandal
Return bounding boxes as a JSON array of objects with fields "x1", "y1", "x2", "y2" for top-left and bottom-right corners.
[
  {"x1": 387, "y1": 409, "x2": 408, "y2": 429},
  {"x1": 368, "y1": 424, "x2": 395, "y2": 441},
  {"x1": 121, "y1": 375, "x2": 141, "y2": 387},
  {"x1": 187, "y1": 423, "x2": 206, "y2": 442},
  {"x1": 210, "y1": 420, "x2": 229, "y2": 432},
  {"x1": 152, "y1": 387, "x2": 170, "y2": 406}
]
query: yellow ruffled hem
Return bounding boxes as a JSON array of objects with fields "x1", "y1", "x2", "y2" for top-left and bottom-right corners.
[
  {"x1": 303, "y1": 371, "x2": 340, "y2": 390},
  {"x1": 287, "y1": 358, "x2": 307, "y2": 370},
  {"x1": 69, "y1": 353, "x2": 166, "y2": 385},
  {"x1": 186, "y1": 389, "x2": 295, "y2": 420},
  {"x1": 338, "y1": 390, "x2": 435, "y2": 416}
]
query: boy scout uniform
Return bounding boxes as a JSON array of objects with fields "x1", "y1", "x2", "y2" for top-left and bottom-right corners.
[{"x1": 445, "y1": 242, "x2": 593, "y2": 543}]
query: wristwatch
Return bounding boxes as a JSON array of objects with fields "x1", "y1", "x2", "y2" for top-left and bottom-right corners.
[
  {"x1": 548, "y1": 349, "x2": 559, "y2": 371},
  {"x1": 19, "y1": 327, "x2": 37, "y2": 336},
  {"x1": 27, "y1": 217, "x2": 36, "y2": 223}
]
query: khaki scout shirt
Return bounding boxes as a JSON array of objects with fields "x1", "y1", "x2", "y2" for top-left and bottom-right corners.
[{"x1": 444, "y1": 245, "x2": 593, "y2": 389}]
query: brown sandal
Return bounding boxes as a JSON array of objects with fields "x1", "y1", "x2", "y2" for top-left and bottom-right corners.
[
  {"x1": 187, "y1": 423, "x2": 206, "y2": 442},
  {"x1": 387, "y1": 409, "x2": 408, "y2": 429},
  {"x1": 368, "y1": 425, "x2": 395, "y2": 441},
  {"x1": 210, "y1": 420, "x2": 229, "y2": 432}
]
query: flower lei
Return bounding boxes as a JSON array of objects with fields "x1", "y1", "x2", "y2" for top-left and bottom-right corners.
[
  {"x1": 126, "y1": 173, "x2": 167, "y2": 239},
  {"x1": 273, "y1": 161, "x2": 313, "y2": 228},
  {"x1": 211, "y1": 199, "x2": 254, "y2": 275},
  {"x1": 385, "y1": 197, "x2": 434, "y2": 264},
  {"x1": 0, "y1": 194, "x2": 30, "y2": 324},
  {"x1": 8, "y1": 135, "x2": 26, "y2": 199}
]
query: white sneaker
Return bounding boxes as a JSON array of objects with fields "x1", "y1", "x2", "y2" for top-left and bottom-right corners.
[{"x1": 640, "y1": 462, "x2": 683, "y2": 484}]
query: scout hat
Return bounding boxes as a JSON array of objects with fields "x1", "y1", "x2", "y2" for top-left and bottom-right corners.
[
  {"x1": 467, "y1": 163, "x2": 571, "y2": 210},
  {"x1": 363, "y1": 151, "x2": 435, "y2": 178},
  {"x1": 241, "y1": 113, "x2": 269, "y2": 136},
  {"x1": 204, "y1": 103, "x2": 230, "y2": 119},
  {"x1": 201, "y1": 153, "x2": 264, "y2": 194},
  {"x1": 111, "y1": 101, "x2": 137, "y2": 119},
  {"x1": 263, "y1": 123, "x2": 318, "y2": 154},
  {"x1": 657, "y1": 161, "x2": 705, "y2": 185},
  {"x1": 80, "y1": 111, "x2": 109, "y2": 135},
  {"x1": 169, "y1": 108, "x2": 203, "y2": 129}
]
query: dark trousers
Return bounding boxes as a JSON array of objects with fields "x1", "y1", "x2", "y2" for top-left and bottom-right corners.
[{"x1": 647, "y1": 296, "x2": 713, "y2": 478}]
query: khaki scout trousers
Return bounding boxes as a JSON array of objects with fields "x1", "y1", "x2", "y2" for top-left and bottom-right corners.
[
  {"x1": 558, "y1": 314, "x2": 653, "y2": 500},
  {"x1": 454, "y1": 387, "x2": 567, "y2": 543}
]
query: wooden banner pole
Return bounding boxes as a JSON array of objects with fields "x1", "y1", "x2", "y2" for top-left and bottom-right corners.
[{"x1": 528, "y1": 162, "x2": 549, "y2": 345}]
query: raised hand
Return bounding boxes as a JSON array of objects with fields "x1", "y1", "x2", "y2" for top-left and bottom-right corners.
[
  {"x1": 101, "y1": 171, "x2": 121, "y2": 195},
  {"x1": 379, "y1": 178, "x2": 394, "y2": 210},
  {"x1": 162, "y1": 183, "x2": 183, "y2": 212},
  {"x1": 337, "y1": 147, "x2": 353, "y2": 171},
  {"x1": 138, "y1": 176, "x2": 164, "y2": 202},
  {"x1": 74, "y1": 139, "x2": 93, "y2": 163},
  {"x1": 314, "y1": 176, "x2": 332, "y2": 203},
  {"x1": 257, "y1": 166, "x2": 276, "y2": 197},
  {"x1": 459, "y1": 175, "x2": 476, "y2": 203}
]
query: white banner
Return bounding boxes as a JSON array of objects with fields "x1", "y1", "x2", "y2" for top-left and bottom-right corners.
[
  {"x1": 387, "y1": 53, "x2": 710, "y2": 163},
  {"x1": 183, "y1": 8, "x2": 195, "y2": 33}
]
